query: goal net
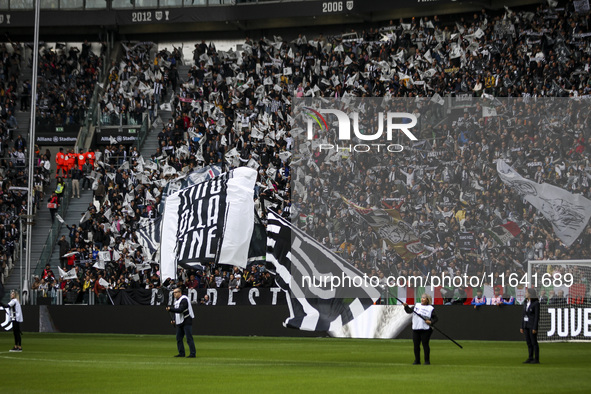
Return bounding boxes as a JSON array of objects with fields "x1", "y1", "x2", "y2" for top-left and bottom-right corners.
[{"x1": 528, "y1": 260, "x2": 591, "y2": 342}]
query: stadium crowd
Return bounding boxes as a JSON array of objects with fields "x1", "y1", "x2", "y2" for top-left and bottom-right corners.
[
  {"x1": 0, "y1": 42, "x2": 27, "y2": 288},
  {"x1": 99, "y1": 42, "x2": 181, "y2": 127},
  {"x1": 36, "y1": 41, "x2": 103, "y2": 130},
  {"x1": 29, "y1": 2, "x2": 591, "y2": 304}
]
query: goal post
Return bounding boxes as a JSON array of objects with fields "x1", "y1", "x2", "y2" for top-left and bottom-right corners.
[{"x1": 527, "y1": 260, "x2": 591, "y2": 342}]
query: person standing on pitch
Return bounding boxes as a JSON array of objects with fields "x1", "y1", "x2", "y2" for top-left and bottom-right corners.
[
  {"x1": 2, "y1": 290, "x2": 23, "y2": 352},
  {"x1": 404, "y1": 293, "x2": 438, "y2": 365},
  {"x1": 166, "y1": 287, "x2": 196, "y2": 358},
  {"x1": 521, "y1": 288, "x2": 540, "y2": 364}
]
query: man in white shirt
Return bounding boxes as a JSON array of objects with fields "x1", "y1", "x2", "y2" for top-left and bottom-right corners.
[{"x1": 166, "y1": 287, "x2": 196, "y2": 358}]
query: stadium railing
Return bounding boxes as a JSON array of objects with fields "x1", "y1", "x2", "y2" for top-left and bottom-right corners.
[
  {"x1": 35, "y1": 181, "x2": 72, "y2": 273},
  {"x1": 34, "y1": 42, "x2": 113, "y2": 279}
]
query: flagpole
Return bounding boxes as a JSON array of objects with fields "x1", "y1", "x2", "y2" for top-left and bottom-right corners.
[
  {"x1": 106, "y1": 288, "x2": 114, "y2": 305},
  {"x1": 25, "y1": 0, "x2": 41, "y2": 301}
]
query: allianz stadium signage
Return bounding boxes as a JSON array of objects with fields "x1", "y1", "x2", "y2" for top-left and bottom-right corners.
[
  {"x1": 35, "y1": 125, "x2": 79, "y2": 146},
  {"x1": 95, "y1": 127, "x2": 139, "y2": 146}
]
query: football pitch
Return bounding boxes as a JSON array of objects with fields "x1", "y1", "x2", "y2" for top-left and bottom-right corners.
[{"x1": 1, "y1": 333, "x2": 590, "y2": 393}]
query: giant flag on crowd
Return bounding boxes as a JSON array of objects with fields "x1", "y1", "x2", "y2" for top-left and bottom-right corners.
[
  {"x1": 266, "y1": 210, "x2": 380, "y2": 332},
  {"x1": 160, "y1": 167, "x2": 257, "y2": 280},
  {"x1": 343, "y1": 198, "x2": 424, "y2": 261},
  {"x1": 497, "y1": 160, "x2": 591, "y2": 247}
]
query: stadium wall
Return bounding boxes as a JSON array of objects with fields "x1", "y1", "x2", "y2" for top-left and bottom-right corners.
[{"x1": 20, "y1": 305, "x2": 524, "y2": 340}]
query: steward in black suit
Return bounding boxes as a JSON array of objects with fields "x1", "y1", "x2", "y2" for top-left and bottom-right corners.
[{"x1": 520, "y1": 288, "x2": 540, "y2": 364}]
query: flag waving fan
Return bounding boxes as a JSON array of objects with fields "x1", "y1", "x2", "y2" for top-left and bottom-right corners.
[
  {"x1": 266, "y1": 210, "x2": 380, "y2": 332},
  {"x1": 58, "y1": 266, "x2": 77, "y2": 281}
]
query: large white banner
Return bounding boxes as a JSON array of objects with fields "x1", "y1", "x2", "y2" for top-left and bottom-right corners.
[
  {"x1": 497, "y1": 160, "x2": 591, "y2": 247},
  {"x1": 160, "y1": 167, "x2": 256, "y2": 281}
]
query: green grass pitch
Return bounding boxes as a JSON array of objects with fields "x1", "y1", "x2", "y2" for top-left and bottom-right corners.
[{"x1": 1, "y1": 333, "x2": 590, "y2": 393}]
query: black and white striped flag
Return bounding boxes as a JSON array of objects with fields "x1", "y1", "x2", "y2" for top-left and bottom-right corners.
[
  {"x1": 266, "y1": 211, "x2": 380, "y2": 332},
  {"x1": 1, "y1": 306, "x2": 12, "y2": 331},
  {"x1": 136, "y1": 217, "x2": 162, "y2": 257},
  {"x1": 160, "y1": 167, "x2": 257, "y2": 280}
]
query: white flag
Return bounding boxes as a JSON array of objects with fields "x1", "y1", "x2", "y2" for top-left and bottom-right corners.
[
  {"x1": 279, "y1": 151, "x2": 292, "y2": 162},
  {"x1": 93, "y1": 260, "x2": 105, "y2": 270},
  {"x1": 99, "y1": 250, "x2": 111, "y2": 262},
  {"x1": 104, "y1": 207, "x2": 112, "y2": 221},
  {"x1": 246, "y1": 158, "x2": 259, "y2": 169},
  {"x1": 497, "y1": 160, "x2": 591, "y2": 246},
  {"x1": 482, "y1": 107, "x2": 497, "y2": 117},
  {"x1": 55, "y1": 214, "x2": 65, "y2": 224},
  {"x1": 136, "y1": 262, "x2": 152, "y2": 271},
  {"x1": 80, "y1": 210, "x2": 91, "y2": 224},
  {"x1": 430, "y1": 93, "x2": 444, "y2": 106},
  {"x1": 58, "y1": 266, "x2": 77, "y2": 280},
  {"x1": 99, "y1": 277, "x2": 111, "y2": 289}
]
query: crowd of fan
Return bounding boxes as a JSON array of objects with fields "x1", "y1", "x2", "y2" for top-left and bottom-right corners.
[
  {"x1": 99, "y1": 42, "x2": 181, "y2": 127},
  {"x1": 0, "y1": 42, "x2": 27, "y2": 286},
  {"x1": 36, "y1": 41, "x2": 103, "y2": 130},
  {"x1": 37, "y1": 3, "x2": 591, "y2": 304},
  {"x1": 0, "y1": 41, "x2": 25, "y2": 158}
]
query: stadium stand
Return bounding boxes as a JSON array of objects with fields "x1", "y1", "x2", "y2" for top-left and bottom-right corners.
[{"x1": 2, "y1": 1, "x2": 591, "y2": 306}]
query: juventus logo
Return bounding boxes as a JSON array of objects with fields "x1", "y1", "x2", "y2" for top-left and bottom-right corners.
[{"x1": 155, "y1": 10, "x2": 170, "y2": 22}]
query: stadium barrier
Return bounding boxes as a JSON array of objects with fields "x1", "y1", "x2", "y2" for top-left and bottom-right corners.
[
  {"x1": 20, "y1": 304, "x2": 525, "y2": 340},
  {"x1": 28, "y1": 287, "x2": 288, "y2": 306}
]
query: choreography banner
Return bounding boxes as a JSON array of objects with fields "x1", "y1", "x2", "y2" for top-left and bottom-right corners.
[
  {"x1": 160, "y1": 167, "x2": 257, "y2": 280},
  {"x1": 497, "y1": 160, "x2": 591, "y2": 247}
]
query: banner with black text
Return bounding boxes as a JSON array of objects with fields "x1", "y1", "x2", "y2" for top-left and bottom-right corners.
[{"x1": 160, "y1": 167, "x2": 257, "y2": 280}]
